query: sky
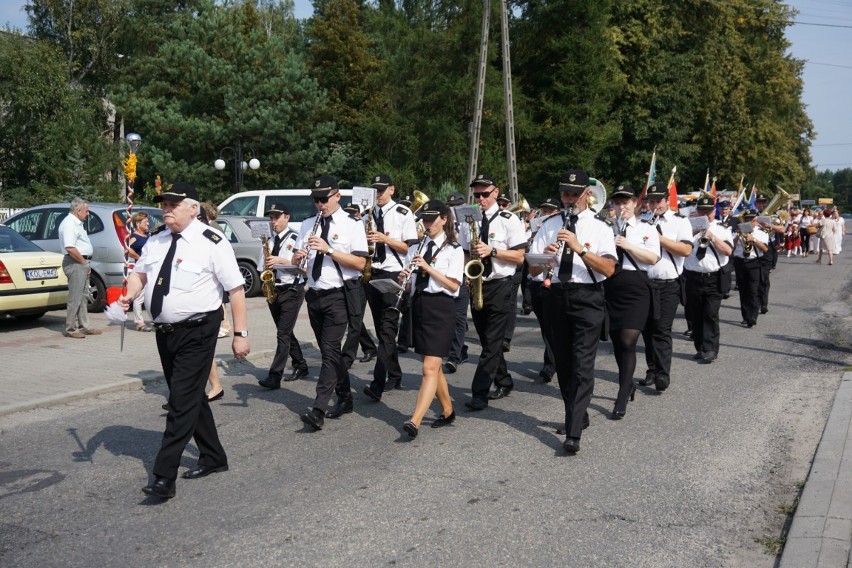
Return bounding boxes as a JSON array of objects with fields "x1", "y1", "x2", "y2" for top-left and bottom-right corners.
[{"x1": 2, "y1": 0, "x2": 851, "y2": 172}]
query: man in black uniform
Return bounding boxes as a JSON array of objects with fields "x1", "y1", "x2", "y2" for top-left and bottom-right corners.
[
  {"x1": 258, "y1": 202, "x2": 309, "y2": 389},
  {"x1": 443, "y1": 191, "x2": 470, "y2": 373},
  {"x1": 119, "y1": 182, "x2": 250, "y2": 499}
]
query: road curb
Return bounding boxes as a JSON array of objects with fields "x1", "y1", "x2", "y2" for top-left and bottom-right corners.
[{"x1": 779, "y1": 371, "x2": 852, "y2": 568}]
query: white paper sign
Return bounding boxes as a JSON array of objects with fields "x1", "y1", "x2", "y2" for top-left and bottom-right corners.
[
  {"x1": 454, "y1": 204, "x2": 482, "y2": 223},
  {"x1": 351, "y1": 186, "x2": 376, "y2": 212},
  {"x1": 525, "y1": 253, "x2": 559, "y2": 268},
  {"x1": 249, "y1": 221, "x2": 272, "y2": 239},
  {"x1": 369, "y1": 278, "x2": 403, "y2": 294},
  {"x1": 737, "y1": 222, "x2": 754, "y2": 234},
  {"x1": 689, "y1": 216, "x2": 709, "y2": 232}
]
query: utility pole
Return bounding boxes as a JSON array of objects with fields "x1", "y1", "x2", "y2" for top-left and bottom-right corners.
[{"x1": 465, "y1": 0, "x2": 518, "y2": 204}]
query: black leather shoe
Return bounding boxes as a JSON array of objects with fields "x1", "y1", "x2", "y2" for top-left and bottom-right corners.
[
  {"x1": 746, "y1": 321, "x2": 755, "y2": 328},
  {"x1": 431, "y1": 411, "x2": 456, "y2": 428},
  {"x1": 539, "y1": 369, "x2": 553, "y2": 383},
  {"x1": 700, "y1": 352, "x2": 717, "y2": 364},
  {"x1": 161, "y1": 403, "x2": 169, "y2": 411},
  {"x1": 460, "y1": 347, "x2": 469, "y2": 363},
  {"x1": 611, "y1": 409, "x2": 626, "y2": 420},
  {"x1": 760, "y1": 306, "x2": 768, "y2": 314},
  {"x1": 402, "y1": 421, "x2": 418, "y2": 438},
  {"x1": 300, "y1": 408, "x2": 325, "y2": 430},
  {"x1": 443, "y1": 359, "x2": 459, "y2": 374},
  {"x1": 142, "y1": 476, "x2": 175, "y2": 498},
  {"x1": 286, "y1": 366, "x2": 308, "y2": 381},
  {"x1": 464, "y1": 398, "x2": 488, "y2": 411},
  {"x1": 692, "y1": 352, "x2": 704, "y2": 360},
  {"x1": 359, "y1": 352, "x2": 376, "y2": 363},
  {"x1": 258, "y1": 377, "x2": 281, "y2": 390},
  {"x1": 488, "y1": 385, "x2": 512, "y2": 400},
  {"x1": 521, "y1": 305, "x2": 532, "y2": 315},
  {"x1": 563, "y1": 438, "x2": 580, "y2": 454},
  {"x1": 638, "y1": 373, "x2": 656, "y2": 387},
  {"x1": 654, "y1": 375, "x2": 670, "y2": 392},
  {"x1": 396, "y1": 345, "x2": 409, "y2": 354},
  {"x1": 383, "y1": 378, "x2": 402, "y2": 392},
  {"x1": 326, "y1": 398, "x2": 354, "y2": 419},
  {"x1": 182, "y1": 463, "x2": 228, "y2": 479},
  {"x1": 362, "y1": 385, "x2": 382, "y2": 402},
  {"x1": 683, "y1": 329, "x2": 693, "y2": 337}
]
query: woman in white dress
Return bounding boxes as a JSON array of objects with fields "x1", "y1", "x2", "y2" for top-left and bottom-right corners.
[
  {"x1": 833, "y1": 210, "x2": 846, "y2": 254},
  {"x1": 816, "y1": 209, "x2": 836, "y2": 265}
]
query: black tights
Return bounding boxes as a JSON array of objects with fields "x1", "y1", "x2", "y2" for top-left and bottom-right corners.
[{"x1": 610, "y1": 328, "x2": 640, "y2": 412}]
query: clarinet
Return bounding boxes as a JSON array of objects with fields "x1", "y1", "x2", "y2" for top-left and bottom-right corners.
[
  {"x1": 543, "y1": 206, "x2": 575, "y2": 288},
  {"x1": 297, "y1": 214, "x2": 323, "y2": 274},
  {"x1": 389, "y1": 237, "x2": 428, "y2": 312}
]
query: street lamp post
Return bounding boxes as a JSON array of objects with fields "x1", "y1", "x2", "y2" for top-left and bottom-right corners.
[{"x1": 214, "y1": 143, "x2": 260, "y2": 194}]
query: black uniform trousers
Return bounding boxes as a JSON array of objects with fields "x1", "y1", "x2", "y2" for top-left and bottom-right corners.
[
  {"x1": 365, "y1": 270, "x2": 403, "y2": 391},
  {"x1": 545, "y1": 282, "x2": 605, "y2": 440},
  {"x1": 341, "y1": 281, "x2": 372, "y2": 369},
  {"x1": 733, "y1": 257, "x2": 760, "y2": 325},
  {"x1": 684, "y1": 270, "x2": 723, "y2": 356},
  {"x1": 757, "y1": 255, "x2": 771, "y2": 311},
  {"x1": 504, "y1": 265, "x2": 524, "y2": 343},
  {"x1": 306, "y1": 287, "x2": 350, "y2": 411},
  {"x1": 154, "y1": 312, "x2": 226, "y2": 480},
  {"x1": 642, "y1": 278, "x2": 680, "y2": 384},
  {"x1": 267, "y1": 284, "x2": 307, "y2": 380},
  {"x1": 397, "y1": 297, "x2": 412, "y2": 350},
  {"x1": 470, "y1": 277, "x2": 514, "y2": 402},
  {"x1": 448, "y1": 283, "x2": 469, "y2": 362},
  {"x1": 528, "y1": 280, "x2": 556, "y2": 379}
]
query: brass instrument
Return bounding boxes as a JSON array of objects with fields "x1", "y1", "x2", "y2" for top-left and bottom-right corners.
[
  {"x1": 587, "y1": 179, "x2": 607, "y2": 213},
  {"x1": 411, "y1": 190, "x2": 430, "y2": 236},
  {"x1": 509, "y1": 194, "x2": 530, "y2": 214},
  {"x1": 389, "y1": 237, "x2": 428, "y2": 313},
  {"x1": 298, "y1": 214, "x2": 323, "y2": 275},
  {"x1": 463, "y1": 214, "x2": 485, "y2": 310},
  {"x1": 543, "y1": 205, "x2": 575, "y2": 288},
  {"x1": 697, "y1": 228, "x2": 710, "y2": 250},
  {"x1": 260, "y1": 236, "x2": 276, "y2": 304},
  {"x1": 363, "y1": 203, "x2": 373, "y2": 283},
  {"x1": 763, "y1": 186, "x2": 791, "y2": 216},
  {"x1": 735, "y1": 213, "x2": 754, "y2": 256}
]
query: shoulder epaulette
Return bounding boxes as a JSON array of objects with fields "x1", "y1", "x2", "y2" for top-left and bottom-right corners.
[
  {"x1": 597, "y1": 217, "x2": 613, "y2": 226},
  {"x1": 203, "y1": 228, "x2": 223, "y2": 244},
  {"x1": 449, "y1": 241, "x2": 461, "y2": 248},
  {"x1": 151, "y1": 225, "x2": 167, "y2": 235},
  {"x1": 499, "y1": 211, "x2": 513, "y2": 219},
  {"x1": 640, "y1": 218, "x2": 651, "y2": 224},
  {"x1": 396, "y1": 206, "x2": 411, "y2": 215},
  {"x1": 675, "y1": 213, "x2": 685, "y2": 218}
]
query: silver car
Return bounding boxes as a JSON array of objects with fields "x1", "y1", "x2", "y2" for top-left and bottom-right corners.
[
  {"x1": 2, "y1": 203, "x2": 164, "y2": 312},
  {"x1": 214, "y1": 215, "x2": 266, "y2": 298}
]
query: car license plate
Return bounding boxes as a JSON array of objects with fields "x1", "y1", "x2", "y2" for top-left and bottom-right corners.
[{"x1": 25, "y1": 268, "x2": 59, "y2": 280}]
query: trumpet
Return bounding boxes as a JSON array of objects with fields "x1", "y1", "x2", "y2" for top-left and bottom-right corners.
[
  {"x1": 260, "y1": 236, "x2": 276, "y2": 304},
  {"x1": 697, "y1": 228, "x2": 710, "y2": 249},
  {"x1": 389, "y1": 237, "x2": 428, "y2": 313},
  {"x1": 543, "y1": 205, "x2": 575, "y2": 288},
  {"x1": 463, "y1": 214, "x2": 485, "y2": 310},
  {"x1": 298, "y1": 214, "x2": 323, "y2": 275}
]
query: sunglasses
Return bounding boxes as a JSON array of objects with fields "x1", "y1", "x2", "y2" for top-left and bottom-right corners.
[
  {"x1": 312, "y1": 192, "x2": 338, "y2": 204},
  {"x1": 473, "y1": 189, "x2": 494, "y2": 199}
]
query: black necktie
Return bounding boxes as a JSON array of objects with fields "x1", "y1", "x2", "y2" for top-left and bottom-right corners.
[
  {"x1": 480, "y1": 212, "x2": 493, "y2": 277},
  {"x1": 374, "y1": 208, "x2": 386, "y2": 262},
  {"x1": 557, "y1": 214, "x2": 578, "y2": 280},
  {"x1": 415, "y1": 241, "x2": 435, "y2": 293},
  {"x1": 312, "y1": 217, "x2": 330, "y2": 281},
  {"x1": 271, "y1": 234, "x2": 282, "y2": 256},
  {"x1": 617, "y1": 223, "x2": 627, "y2": 265},
  {"x1": 150, "y1": 232, "x2": 180, "y2": 319}
]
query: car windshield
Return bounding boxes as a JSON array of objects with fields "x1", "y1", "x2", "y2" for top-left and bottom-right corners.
[
  {"x1": 0, "y1": 226, "x2": 45, "y2": 253},
  {"x1": 275, "y1": 196, "x2": 321, "y2": 222}
]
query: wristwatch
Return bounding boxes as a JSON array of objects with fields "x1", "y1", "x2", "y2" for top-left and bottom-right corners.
[
  {"x1": 490, "y1": 247, "x2": 498, "y2": 258},
  {"x1": 234, "y1": 330, "x2": 248, "y2": 338},
  {"x1": 578, "y1": 250, "x2": 587, "y2": 257},
  {"x1": 327, "y1": 247, "x2": 335, "y2": 257}
]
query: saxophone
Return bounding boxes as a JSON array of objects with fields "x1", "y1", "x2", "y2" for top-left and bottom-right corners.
[
  {"x1": 363, "y1": 206, "x2": 374, "y2": 282},
  {"x1": 260, "y1": 236, "x2": 276, "y2": 304},
  {"x1": 463, "y1": 215, "x2": 485, "y2": 310}
]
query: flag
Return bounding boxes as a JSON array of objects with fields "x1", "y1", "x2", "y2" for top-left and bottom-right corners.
[
  {"x1": 667, "y1": 167, "x2": 678, "y2": 209},
  {"x1": 731, "y1": 184, "x2": 746, "y2": 213},
  {"x1": 710, "y1": 176, "x2": 717, "y2": 199},
  {"x1": 636, "y1": 148, "x2": 657, "y2": 205},
  {"x1": 702, "y1": 170, "x2": 711, "y2": 196},
  {"x1": 748, "y1": 184, "x2": 757, "y2": 210}
]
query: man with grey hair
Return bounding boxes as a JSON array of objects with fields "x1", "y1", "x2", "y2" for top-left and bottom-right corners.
[{"x1": 58, "y1": 197, "x2": 101, "y2": 338}]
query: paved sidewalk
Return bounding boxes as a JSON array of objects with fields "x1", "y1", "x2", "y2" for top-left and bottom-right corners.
[
  {"x1": 0, "y1": 296, "x2": 371, "y2": 417},
  {"x1": 780, "y1": 371, "x2": 852, "y2": 568}
]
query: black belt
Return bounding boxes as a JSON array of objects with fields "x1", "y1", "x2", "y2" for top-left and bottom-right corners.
[
  {"x1": 82, "y1": 255, "x2": 92, "y2": 260},
  {"x1": 153, "y1": 310, "x2": 219, "y2": 334},
  {"x1": 686, "y1": 270, "x2": 719, "y2": 279},
  {"x1": 307, "y1": 286, "x2": 343, "y2": 298},
  {"x1": 651, "y1": 278, "x2": 679, "y2": 283},
  {"x1": 371, "y1": 269, "x2": 401, "y2": 279},
  {"x1": 275, "y1": 282, "x2": 303, "y2": 290},
  {"x1": 551, "y1": 281, "x2": 601, "y2": 290}
]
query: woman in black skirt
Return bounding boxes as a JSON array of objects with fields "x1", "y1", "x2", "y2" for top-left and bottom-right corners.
[
  {"x1": 400, "y1": 200, "x2": 465, "y2": 438},
  {"x1": 605, "y1": 185, "x2": 661, "y2": 419}
]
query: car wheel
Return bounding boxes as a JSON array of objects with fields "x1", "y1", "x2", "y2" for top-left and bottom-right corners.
[
  {"x1": 238, "y1": 261, "x2": 261, "y2": 297},
  {"x1": 14, "y1": 312, "x2": 47, "y2": 321},
  {"x1": 86, "y1": 273, "x2": 107, "y2": 312}
]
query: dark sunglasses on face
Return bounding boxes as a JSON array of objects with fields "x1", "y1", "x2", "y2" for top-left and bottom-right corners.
[
  {"x1": 473, "y1": 189, "x2": 494, "y2": 199},
  {"x1": 313, "y1": 192, "x2": 337, "y2": 204}
]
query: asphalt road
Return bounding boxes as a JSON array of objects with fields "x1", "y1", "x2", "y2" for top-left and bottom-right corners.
[{"x1": 1, "y1": 253, "x2": 850, "y2": 567}]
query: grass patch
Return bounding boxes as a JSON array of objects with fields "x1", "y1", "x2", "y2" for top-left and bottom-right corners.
[{"x1": 755, "y1": 535, "x2": 786, "y2": 555}]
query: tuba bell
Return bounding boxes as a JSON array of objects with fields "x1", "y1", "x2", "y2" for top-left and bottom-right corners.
[
  {"x1": 587, "y1": 178, "x2": 607, "y2": 213},
  {"x1": 763, "y1": 186, "x2": 791, "y2": 216},
  {"x1": 509, "y1": 194, "x2": 530, "y2": 214}
]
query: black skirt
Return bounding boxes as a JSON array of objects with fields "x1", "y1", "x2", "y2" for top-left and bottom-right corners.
[
  {"x1": 412, "y1": 292, "x2": 455, "y2": 357},
  {"x1": 604, "y1": 269, "x2": 651, "y2": 331}
]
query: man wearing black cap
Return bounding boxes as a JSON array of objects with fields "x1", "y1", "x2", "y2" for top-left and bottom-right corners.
[
  {"x1": 460, "y1": 173, "x2": 527, "y2": 410},
  {"x1": 257, "y1": 201, "x2": 310, "y2": 389},
  {"x1": 119, "y1": 182, "x2": 250, "y2": 498},
  {"x1": 529, "y1": 170, "x2": 616, "y2": 453},
  {"x1": 639, "y1": 183, "x2": 694, "y2": 392},
  {"x1": 683, "y1": 195, "x2": 733, "y2": 364},
  {"x1": 732, "y1": 209, "x2": 769, "y2": 328},
  {"x1": 293, "y1": 175, "x2": 368, "y2": 430},
  {"x1": 526, "y1": 197, "x2": 561, "y2": 382},
  {"x1": 361, "y1": 173, "x2": 420, "y2": 400},
  {"x1": 443, "y1": 192, "x2": 470, "y2": 373}
]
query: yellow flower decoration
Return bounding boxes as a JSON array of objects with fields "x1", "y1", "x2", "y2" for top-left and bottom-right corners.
[{"x1": 123, "y1": 153, "x2": 138, "y2": 185}]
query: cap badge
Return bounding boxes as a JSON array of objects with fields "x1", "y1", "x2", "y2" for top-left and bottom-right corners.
[{"x1": 569, "y1": 174, "x2": 576, "y2": 182}]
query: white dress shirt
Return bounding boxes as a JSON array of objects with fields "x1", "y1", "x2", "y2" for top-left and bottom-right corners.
[{"x1": 296, "y1": 208, "x2": 369, "y2": 290}]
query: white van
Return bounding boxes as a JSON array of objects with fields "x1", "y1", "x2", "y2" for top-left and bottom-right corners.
[{"x1": 218, "y1": 189, "x2": 354, "y2": 232}]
